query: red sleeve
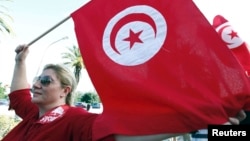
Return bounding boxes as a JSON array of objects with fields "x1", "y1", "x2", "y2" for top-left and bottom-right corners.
[
  {"x1": 8, "y1": 89, "x2": 38, "y2": 119},
  {"x1": 65, "y1": 108, "x2": 116, "y2": 141}
]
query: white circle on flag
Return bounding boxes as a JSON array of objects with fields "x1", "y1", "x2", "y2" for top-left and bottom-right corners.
[
  {"x1": 220, "y1": 25, "x2": 244, "y2": 49},
  {"x1": 102, "y1": 5, "x2": 167, "y2": 66}
]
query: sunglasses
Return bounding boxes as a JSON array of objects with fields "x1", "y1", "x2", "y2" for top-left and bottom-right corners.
[{"x1": 33, "y1": 75, "x2": 53, "y2": 86}]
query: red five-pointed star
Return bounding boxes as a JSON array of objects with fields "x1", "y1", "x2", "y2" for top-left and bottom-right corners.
[
  {"x1": 228, "y1": 30, "x2": 238, "y2": 39},
  {"x1": 123, "y1": 29, "x2": 143, "y2": 48}
]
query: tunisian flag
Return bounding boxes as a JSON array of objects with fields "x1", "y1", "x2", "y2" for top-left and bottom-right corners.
[
  {"x1": 213, "y1": 15, "x2": 250, "y2": 76},
  {"x1": 71, "y1": 0, "x2": 250, "y2": 139}
]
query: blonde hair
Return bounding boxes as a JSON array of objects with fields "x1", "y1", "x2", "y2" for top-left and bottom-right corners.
[{"x1": 43, "y1": 64, "x2": 77, "y2": 105}]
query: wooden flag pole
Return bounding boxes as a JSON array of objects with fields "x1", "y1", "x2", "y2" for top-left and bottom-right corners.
[{"x1": 27, "y1": 15, "x2": 71, "y2": 47}]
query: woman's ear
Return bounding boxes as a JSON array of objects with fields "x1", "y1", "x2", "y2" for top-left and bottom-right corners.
[{"x1": 61, "y1": 86, "x2": 71, "y2": 97}]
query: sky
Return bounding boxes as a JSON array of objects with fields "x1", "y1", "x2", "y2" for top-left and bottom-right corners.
[
  {"x1": 0, "y1": 0, "x2": 93, "y2": 92},
  {"x1": 0, "y1": 0, "x2": 250, "y2": 93}
]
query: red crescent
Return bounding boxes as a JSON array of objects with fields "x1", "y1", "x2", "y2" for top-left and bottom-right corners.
[
  {"x1": 217, "y1": 25, "x2": 233, "y2": 46},
  {"x1": 110, "y1": 13, "x2": 157, "y2": 54}
]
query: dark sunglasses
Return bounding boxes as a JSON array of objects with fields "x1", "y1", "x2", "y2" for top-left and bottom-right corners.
[{"x1": 33, "y1": 75, "x2": 53, "y2": 86}]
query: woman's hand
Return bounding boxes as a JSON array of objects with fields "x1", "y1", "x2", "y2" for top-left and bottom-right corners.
[
  {"x1": 15, "y1": 44, "x2": 29, "y2": 62},
  {"x1": 225, "y1": 110, "x2": 246, "y2": 125}
]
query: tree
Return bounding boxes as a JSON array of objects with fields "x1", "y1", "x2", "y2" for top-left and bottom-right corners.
[
  {"x1": 80, "y1": 92, "x2": 100, "y2": 104},
  {"x1": 0, "y1": 82, "x2": 7, "y2": 99},
  {"x1": 61, "y1": 45, "x2": 84, "y2": 84},
  {"x1": 0, "y1": 0, "x2": 14, "y2": 35},
  {"x1": 73, "y1": 91, "x2": 84, "y2": 103}
]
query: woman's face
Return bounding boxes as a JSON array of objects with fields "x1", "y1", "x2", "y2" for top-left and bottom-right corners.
[{"x1": 31, "y1": 69, "x2": 67, "y2": 106}]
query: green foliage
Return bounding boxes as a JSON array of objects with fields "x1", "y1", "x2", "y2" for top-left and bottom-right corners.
[
  {"x1": 62, "y1": 45, "x2": 84, "y2": 84},
  {"x1": 0, "y1": 115, "x2": 20, "y2": 140},
  {"x1": 80, "y1": 92, "x2": 100, "y2": 104},
  {"x1": 0, "y1": 0, "x2": 14, "y2": 35},
  {"x1": 73, "y1": 91, "x2": 85, "y2": 103},
  {"x1": 0, "y1": 82, "x2": 7, "y2": 99}
]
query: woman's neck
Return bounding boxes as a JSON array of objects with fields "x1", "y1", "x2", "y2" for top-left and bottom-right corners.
[{"x1": 38, "y1": 103, "x2": 66, "y2": 117}]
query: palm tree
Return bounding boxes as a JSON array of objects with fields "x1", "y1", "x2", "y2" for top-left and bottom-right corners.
[
  {"x1": 61, "y1": 45, "x2": 84, "y2": 84},
  {"x1": 0, "y1": 0, "x2": 13, "y2": 34}
]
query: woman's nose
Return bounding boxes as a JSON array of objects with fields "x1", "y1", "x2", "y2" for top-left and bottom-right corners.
[{"x1": 32, "y1": 81, "x2": 42, "y2": 88}]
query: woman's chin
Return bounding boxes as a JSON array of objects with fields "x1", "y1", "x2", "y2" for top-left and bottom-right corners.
[{"x1": 31, "y1": 97, "x2": 42, "y2": 104}]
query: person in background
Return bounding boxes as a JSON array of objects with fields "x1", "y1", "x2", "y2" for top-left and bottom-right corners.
[{"x1": 87, "y1": 103, "x2": 91, "y2": 111}]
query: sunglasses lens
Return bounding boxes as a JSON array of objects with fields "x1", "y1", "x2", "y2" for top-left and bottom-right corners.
[
  {"x1": 40, "y1": 76, "x2": 52, "y2": 86},
  {"x1": 33, "y1": 76, "x2": 52, "y2": 86}
]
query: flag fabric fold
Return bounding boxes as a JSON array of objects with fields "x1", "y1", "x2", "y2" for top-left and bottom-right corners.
[
  {"x1": 212, "y1": 15, "x2": 250, "y2": 77},
  {"x1": 71, "y1": 0, "x2": 250, "y2": 140}
]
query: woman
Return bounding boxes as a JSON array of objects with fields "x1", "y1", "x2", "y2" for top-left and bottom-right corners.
[
  {"x1": 2, "y1": 45, "x2": 246, "y2": 141},
  {"x1": 2, "y1": 45, "x2": 115, "y2": 141}
]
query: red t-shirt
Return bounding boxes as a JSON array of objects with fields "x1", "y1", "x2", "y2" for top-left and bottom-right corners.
[{"x1": 2, "y1": 89, "x2": 115, "y2": 141}]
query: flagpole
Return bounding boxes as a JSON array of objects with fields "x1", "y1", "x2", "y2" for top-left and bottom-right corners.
[{"x1": 27, "y1": 15, "x2": 71, "y2": 47}]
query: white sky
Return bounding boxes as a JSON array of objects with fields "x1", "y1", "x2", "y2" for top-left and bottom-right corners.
[{"x1": 0, "y1": 0, "x2": 250, "y2": 93}]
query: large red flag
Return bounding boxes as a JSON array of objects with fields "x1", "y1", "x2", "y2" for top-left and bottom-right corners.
[
  {"x1": 71, "y1": 0, "x2": 250, "y2": 140},
  {"x1": 213, "y1": 15, "x2": 250, "y2": 76}
]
